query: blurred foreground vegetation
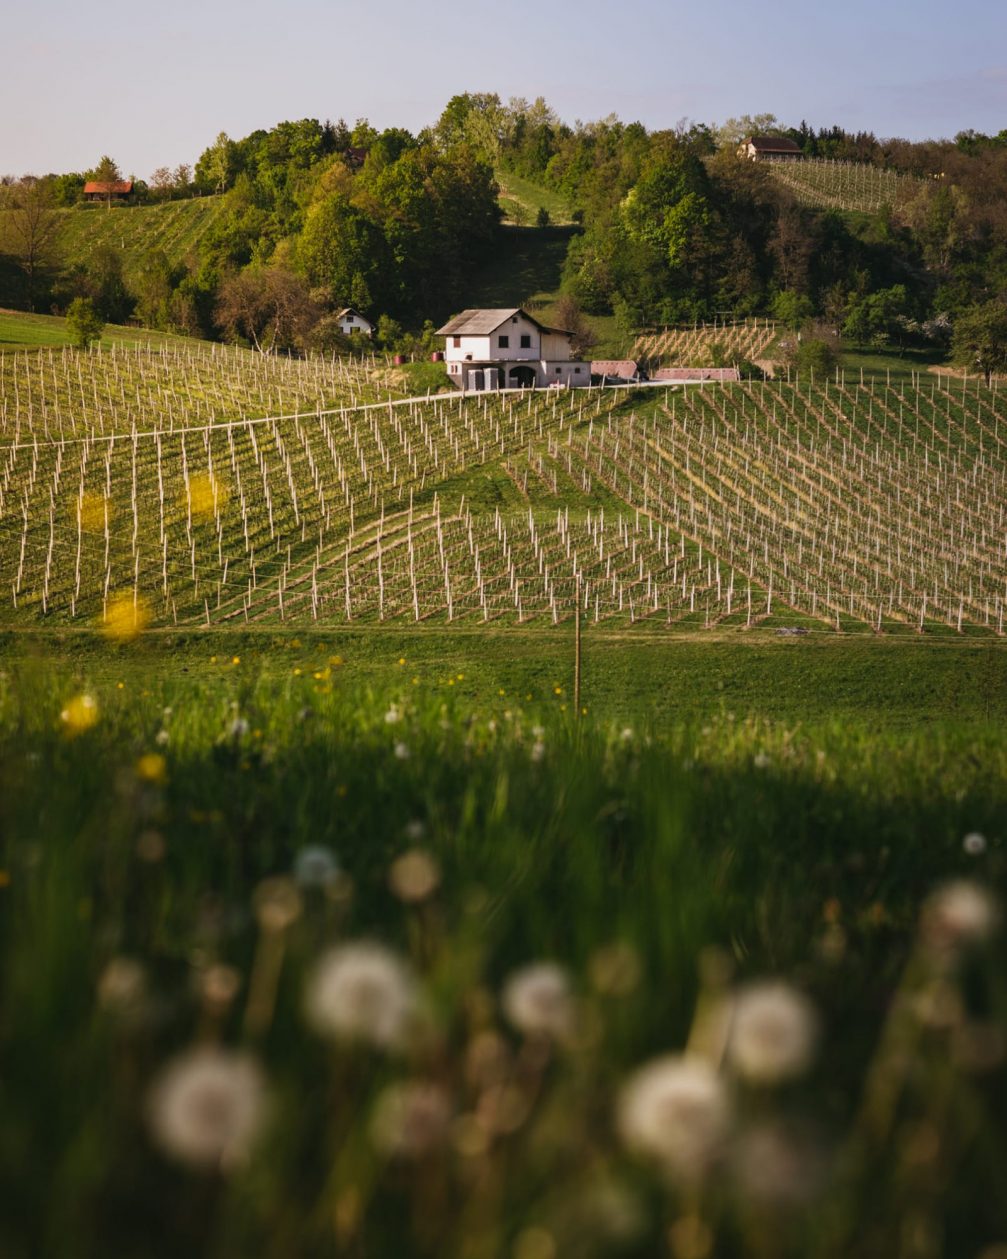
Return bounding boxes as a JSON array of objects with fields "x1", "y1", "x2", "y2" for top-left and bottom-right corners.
[{"x1": 0, "y1": 634, "x2": 1005, "y2": 1258}]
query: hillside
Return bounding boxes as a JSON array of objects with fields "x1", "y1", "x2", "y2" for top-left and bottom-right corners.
[
  {"x1": 53, "y1": 196, "x2": 228, "y2": 276},
  {"x1": 1, "y1": 344, "x2": 1004, "y2": 636}
]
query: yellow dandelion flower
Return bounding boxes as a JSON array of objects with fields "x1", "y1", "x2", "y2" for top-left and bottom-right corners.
[
  {"x1": 103, "y1": 591, "x2": 150, "y2": 642},
  {"x1": 185, "y1": 473, "x2": 227, "y2": 521},
  {"x1": 136, "y1": 753, "x2": 167, "y2": 784},
  {"x1": 78, "y1": 491, "x2": 110, "y2": 533},
  {"x1": 60, "y1": 693, "x2": 99, "y2": 736},
  {"x1": 231, "y1": 656, "x2": 240, "y2": 666},
  {"x1": 398, "y1": 657, "x2": 406, "y2": 666},
  {"x1": 554, "y1": 686, "x2": 563, "y2": 695}
]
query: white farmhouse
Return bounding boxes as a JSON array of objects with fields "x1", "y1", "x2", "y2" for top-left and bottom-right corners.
[
  {"x1": 436, "y1": 308, "x2": 589, "y2": 391},
  {"x1": 335, "y1": 307, "x2": 374, "y2": 338}
]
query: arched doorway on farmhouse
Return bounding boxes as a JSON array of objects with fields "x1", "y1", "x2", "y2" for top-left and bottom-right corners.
[{"x1": 508, "y1": 364, "x2": 537, "y2": 389}]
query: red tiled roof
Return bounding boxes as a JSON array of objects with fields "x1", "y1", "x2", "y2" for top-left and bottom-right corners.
[
  {"x1": 653, "y1": 367, "x2": 741, "y2": 382},
  {"x1": 83, "y1": 180, "x2": 134, "y2": 195}
]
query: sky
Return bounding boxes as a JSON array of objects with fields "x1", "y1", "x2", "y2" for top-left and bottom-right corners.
[{"x1": 2, "y1": 0, "x2": 1006, "y2": 177}]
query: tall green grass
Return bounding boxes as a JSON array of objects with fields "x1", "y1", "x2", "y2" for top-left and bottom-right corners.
[{"x1": 0, "y1": 639, "x2": 1004, "y2": 1257}]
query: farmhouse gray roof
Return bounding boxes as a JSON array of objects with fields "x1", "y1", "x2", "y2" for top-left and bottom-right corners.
[
  {"x1": 746, "y1": 136, "x2": 802, "y2": 153},
  {"x1": 334, "y1": 307, "x2": 370, "y2": 320},
  {"x1": 436, "y1": 308, "x2": 572, "y2": 337}
]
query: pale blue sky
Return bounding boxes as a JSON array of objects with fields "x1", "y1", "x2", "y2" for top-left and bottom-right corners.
[{"x1": 3, "y1": 0, "x2": 1005, "y2": 178}]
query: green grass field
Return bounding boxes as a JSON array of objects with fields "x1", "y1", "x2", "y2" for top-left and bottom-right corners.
[
  {"x1": 0, "y1": 307, "x2": 187, "y2": 351},
  {"x1": 1, "y1": 629, "x2": 1005, "y2": 1257},
  {"x1": 496, "y1": 171, "x2": 574, "y2": 226}
]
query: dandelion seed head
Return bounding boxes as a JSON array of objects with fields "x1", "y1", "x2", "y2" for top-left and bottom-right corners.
[
  {"x1": 727, "y1": 982, "x2": 817, "y2": 1085},
  {"x1": 370, "y1": 1081, "x2": 452, "y2": 1158},
  {"x1": 921, "y1": 880, "x2": 999, "y2": 954},
  {"x1": 393, "y1": 741, "x2": 410, "y2": 760},
  {"x1": 305, "y1": 942, "x2": 417, "y2": 1050},
  {"x1": 293, "y1": 845, "x2": 339, "y2": 889},
  {"x1": 389, "y1": 849, "x2": 440, "y2": 903},
  {"x1": 97, "y1": 956, "x2": 146, "y2": 1012},
  {"x1": 617, "y1": 1055, "x2": 729, "y2": 1181},
  {"x1": 146, "y1": 1047, "x2": 265, "y2": 1171},
  {"x1": 252, "y1": 877, "x2": 302, "y2": 933},
  {"x1": 963, "y1": 831, "x2": 987, "y2": 856},
  {"x1": 502, "y1": 962, "x2": 574, "y2": 1041},
  {"x1": 530, "y1": 741, "x2": 546, "y2": 763}
]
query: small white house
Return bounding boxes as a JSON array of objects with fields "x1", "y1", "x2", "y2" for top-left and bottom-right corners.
[
  {"x1": 437, "y1": 308, "x2": 589, "y2": 391},
  {"x1": 335, "y1": 307, "x2": 374, "y2": 338}
]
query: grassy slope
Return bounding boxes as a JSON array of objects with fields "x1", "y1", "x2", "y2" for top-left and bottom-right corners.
[
  {"x1": 52, "y1": 196, "x2": 227, "y2": 276},
  {"x1": 0, "y1": 307, "x2": 189, "y2": 351}
]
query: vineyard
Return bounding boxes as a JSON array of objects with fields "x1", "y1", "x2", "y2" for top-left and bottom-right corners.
[
  {"x1": 50, "y1": 196, "x2": 228, "y2": 275},
  {"x1": 1, "y1": 343, "x2": 1006, "y2": 637},
  {"x1": 632, "y1": 319, "x2": 779, "y2": 369},
  {"x1": 760, "y1": 156, "x2": 924, "y2": 214}
]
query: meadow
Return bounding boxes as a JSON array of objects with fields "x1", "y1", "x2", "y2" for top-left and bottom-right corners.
[{"x1": 1, "y1": 347, "x2": 1006, "y2": 1257}]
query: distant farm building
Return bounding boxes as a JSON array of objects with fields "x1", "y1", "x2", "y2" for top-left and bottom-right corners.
[
  {"x1": 591, "y1": 359, "x2": 644, "y2": 384},
  {"x1": 335, "y1": 307, "x2": 374, "y2": 338},
  {"x1": 738, "y1": 136, "x2": 803, "y2": 161},
  {"x1": 342, "y1": 147, "x2": 370, "y2": 170},
  {"x1": 438, "y1": 308, "x2": 589, "y2": 391},
  {"x1": 652, "y1": 367, "x2": 741, "y2": 383},
  {"x1": 82, "y1": 180, "x2": 135, "y2": 203}
]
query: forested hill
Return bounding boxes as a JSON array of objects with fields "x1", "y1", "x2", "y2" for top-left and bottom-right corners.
[{"x1": 2, "y1": 101, "x2": 1007, "y2": 376}]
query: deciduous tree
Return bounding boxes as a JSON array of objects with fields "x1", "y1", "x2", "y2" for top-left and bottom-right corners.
[
  {"x1": 0, "y1": 178, "x2": 60, "y2": 310},
  {"x1": 66, "y1": 296, "x2": 104, "y2": 349},
  {"x1": 951, "y1": 299, "x2": 1007, "y2": 384}
]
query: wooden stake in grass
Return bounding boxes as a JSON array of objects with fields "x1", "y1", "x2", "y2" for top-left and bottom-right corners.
[{"x1": 574, "y1": 573, "x2": 583, "y2": 719}]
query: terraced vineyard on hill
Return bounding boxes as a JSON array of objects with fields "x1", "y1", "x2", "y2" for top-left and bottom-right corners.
[
  {"x1": 1, "y1": 343, "x2": 1005, "y2": 637},
  {"x1": 632, "y1": 319, "x2": 779, "y2": 368},
  {"x1": 761, "y1": 156, "x2": 924, "y2": 213},
  {"x1": 51, "y1": 196, "x2": 228, "y2": 275}
]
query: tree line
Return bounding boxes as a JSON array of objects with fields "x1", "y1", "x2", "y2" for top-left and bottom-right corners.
[{"x1": 2, "y1": 99, "x2": 1007, "y2": 376}]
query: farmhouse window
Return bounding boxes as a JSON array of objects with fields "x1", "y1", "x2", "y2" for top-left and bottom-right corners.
[
  {"x1": 453, "y1": 336, "x2": 461, "y2": 348},
  {"x1": 347, "y1": 315, "x2": 354, "y2": 322},
  {"x1": 520, "y1": 335, "x2": 531, "y2": 348},
  {"x1": 498, "y1": 335, "x2": 509, "y2": 348},
  {"x1": 574, "y1": 366, "x2": 581, "y2": 373},
  {"x1": 555, "y1": 367, "x2": 561, "y2": 374}
]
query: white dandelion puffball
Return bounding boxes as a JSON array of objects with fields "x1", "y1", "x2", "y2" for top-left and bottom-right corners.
[
  {"x1": 146, "y1": 1047, "x2": 266, "y2": 1171},
  {"x1": 305, "y1": 942, "x2": 417, "y2": 1050},
  {"x1": 617, "y1": 1056, "x2": 729, "y2": 1181},
  {"x1": 921, "y1": 880, "x2": 999, "y2": 954},
  {"x1": 727, "y1": 982, "x2": 817, "y2": 1085},
  {"x1": 502, "y1": 962, "x2": 574, "y2": 1041},
  {"x1": 394, "y1": 741, "x2": 410, "y2": 761},
  {"x1": 370, "y1": 1081, "x2": 452, "y2": 1158},
  {"x1": 530, "y1": 741, "x2": 546, "y2": 763},
  {"x1": 384, "y1": 706, "x2": 402, "y2": 724},
  {"x1": 294, "y1": 845, "x2": 340, "y2": 888},
  {"x1": 963, "y1": 832, "x2": 987, "y2": 857}
]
